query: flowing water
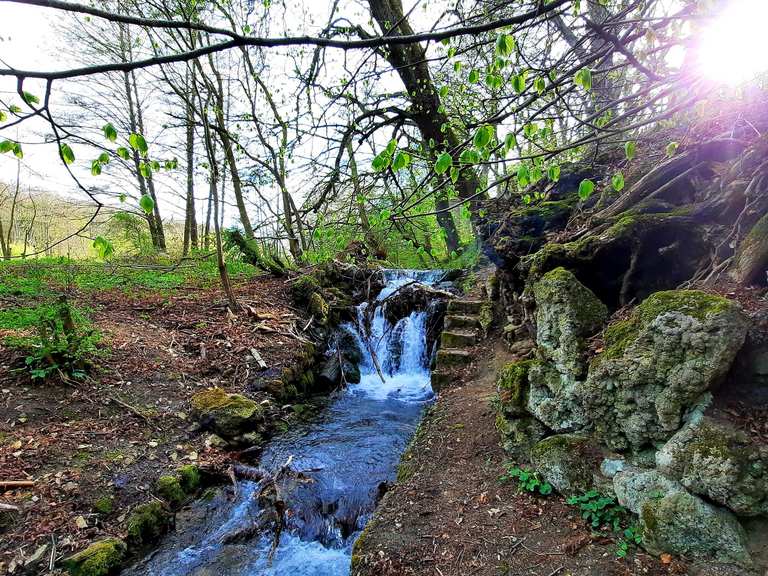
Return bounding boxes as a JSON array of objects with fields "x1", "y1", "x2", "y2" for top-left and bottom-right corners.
[{"x1": 126, "y1": 270, "x2": 444, "y2": 576}]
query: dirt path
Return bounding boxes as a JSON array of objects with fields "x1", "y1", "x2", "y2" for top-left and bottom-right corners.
[{"x1": 352, "y1": 338, "x2": 682, "y2": 576}]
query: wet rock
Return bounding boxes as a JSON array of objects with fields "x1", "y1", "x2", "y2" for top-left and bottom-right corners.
[
  {"x1": 63, "y1": 538, "x2": 126, "y2": 576},
  {"x1": 613, "y1": 467, "x2": 752, "y2": 566},
  {"x1": 532, "y1": 267, "x2": 608, "y2": 379},
  {"x1": 191, "y1": 387, "x2": 263, "y2": 439},
  {"x1": 530, "y1": 434, "x2": 596, "y2": 495},
  {"x1": 656, "y1": 415, "x2": 768, "y2": 516},
  {"x1": 580, "y1": 290, "x2": 748, "y2": 450}
]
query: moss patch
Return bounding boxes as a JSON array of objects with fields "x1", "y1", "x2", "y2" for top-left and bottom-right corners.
[
  {"x1": 496, "y1": 360, "x2": 537, "y2": 416},
  {"x1": 63, "y1": 538, "x2": 126, "y2": 576},
  {"x1": 155, "y1": 475, "x2": 186, "y2": 508},
  {"x1": 125, "y1": 502, "x2": 172, "y2": 549}
]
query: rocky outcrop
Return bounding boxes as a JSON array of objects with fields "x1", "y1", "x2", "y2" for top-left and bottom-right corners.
[
  {"x1": 581, "y1": 290, "x2": 748, "y2": 450},
  {"x1": 530, "y1": 434, "x2": 596, "y2": 496},
  {"x1": 656, "y1": 416, "x2": 768, "y2": 516}
]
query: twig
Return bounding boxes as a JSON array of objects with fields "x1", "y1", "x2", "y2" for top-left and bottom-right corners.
[{"x1": 0, "y1": 480, "x2": 35, "y2": 489}]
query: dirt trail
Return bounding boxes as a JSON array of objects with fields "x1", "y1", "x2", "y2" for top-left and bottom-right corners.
[{"x1": 352, "y1": 338, "x2": 681, "y2": 576}]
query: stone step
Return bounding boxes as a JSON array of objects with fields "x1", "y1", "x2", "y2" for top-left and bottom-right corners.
[
  {"x1": 430, "y1": 370, "x2": 452, "y2": 392},
  {"x1": 436, "y1": 348, "x2": 472, "y2": 368},
  {"x1": 444, "y1": 314, "x2": 480, "y2": 331},
  {"x1": 440, "y1": 330, "x2": 477, "y2": 349},
  {"x1": 447, "y1": 299, "x2": 485, "y2": 315}
]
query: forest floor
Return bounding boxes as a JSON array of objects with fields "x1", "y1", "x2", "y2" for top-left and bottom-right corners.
[
  {"x1": 353, "y1": 336, "x2": 689, "y2": 576},
  {"x1": 0, "y1": 263, "x2": 314, "y2": 574}
]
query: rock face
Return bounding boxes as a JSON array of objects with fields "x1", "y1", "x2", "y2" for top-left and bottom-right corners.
[
  {"x1": 613, "y1": 467, "x2": 752, "y2": 567},
  {"x1": 580, "y1": 290, "x2": 748, "y2": 450},
  {"x1": 656, "y1": 416, "x2": 768, "y2": 516},
  {"x1": 191, "y1": 387, "x2": 263, "y2": 440}
]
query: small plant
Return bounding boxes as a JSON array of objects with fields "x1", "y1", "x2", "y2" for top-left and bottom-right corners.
[
  {"x1": 499, "y1": 464, "x2": 553, "y2": 496},
  {"x1": 567, "y1": 490, "x2": 642, "y2": 558}
]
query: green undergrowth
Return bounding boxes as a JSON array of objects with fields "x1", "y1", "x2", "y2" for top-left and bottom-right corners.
[
  {"x1": 499, "y1": 464, "x2": 553, "y2": 496},
  {"x1": 567, "y1": 490, "x2": 642, "y2": 558}
]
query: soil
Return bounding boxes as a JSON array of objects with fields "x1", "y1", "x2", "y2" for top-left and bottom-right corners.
[
  {"x1": 0, "y1": 274, "x2": 313, "y2": 574},
  {"x1": 352, "y1": 337, "x2": 687, "y2": 576}
]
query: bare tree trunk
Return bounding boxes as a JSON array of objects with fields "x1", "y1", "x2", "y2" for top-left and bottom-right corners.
[{"x1": 183, "y1": 93, "x2": 197, "y2": 255}]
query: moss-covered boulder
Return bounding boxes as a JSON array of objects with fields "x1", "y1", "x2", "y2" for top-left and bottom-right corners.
[
  {"x1": 640, "y1": 490, "x2": 751, "y2": 567},
  {"x1": 63, "y1": 538, "x2": 126, "y2": 576},
  {"x1": 532, "y1": 268, "x2": 608, "y2": 379},
  {"x1": 176, "y1": 464, "x2": 201, "y2": 493},
  {"x1": 155, "y1": 475, "x2": 186, "y2": 509},
  {"x1": 656, "y1": 416, "x2": 768, "y2": 516},
  {"x1": 530, "y1": 434, "x2": 596, "y2": 495},
  {"x1": 579, "y1": 290, "x2": 748, "y2": 450},
  {"x1": 614, "y1": 467, "x2": 752, "y2": 566},
  {"x1": 309, "y1": 291, "x2": 329, "y2": 323},
  {"x1": 125, "y1": 501, "x2": 172, "y2": 549},
  {"x1": 527, "y1": 360, "x2": 587, "y2": 432},
  {"x1": 495, "y1": 414, "x2": 549, "y2": 460},
  {"x1": 191, "y1": 387, "x2": 263, "y2": 439}
]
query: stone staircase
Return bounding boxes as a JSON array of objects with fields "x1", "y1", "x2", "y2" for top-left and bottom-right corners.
[{"x1": 431, "y1": 298, "x2": 487, "y2": 391}]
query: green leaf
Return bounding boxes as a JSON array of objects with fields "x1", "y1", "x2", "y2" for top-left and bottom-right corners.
[
  {"x1": 386, "y1": 139, "x2": 397, "y2": 155},
  {"x1": 624, "y1": 140, "x2": 636, "y2": 160},
  {"x1": 459, "y1": 148, "x2": 480, "y2": 165},
  {"x1": 434, "y1": 152, "x2": 452, "y2": 174},
  {"x1": 0, "y1": 140, "x2": 14, "y2": 154},
  {"x1": 504, "y1": 133, "x2": 517, "y2": 153},
  {"x1": 139, "y1": 194, "x2": 155, "y2": 214},
  {"x1": 103, "y1": 123, "x2": 118, "y2": 142},
  {"x1": 98, "y1": 152, "x2": 110, "y2": 164},
  {"x1": 468, "y1": 69, "x2": 479, "y2": 84},
  {"x1": 9, "y1": 104, "x2": 21, "y2": 114},
  {"x1": 22, "y1": 91, "x2": 39, "y2": 105},
  {"x1": 511, "y1": 74, "x2": 526, "y2": 94},
  {"x1": 392, "y1": 151, "x2": 410, "y2": 171},
  {"x1": 517, "y1": 165, "x2": 530, "y2": 188},
  {"x1": 92, "y1": 236, "x2": 114, "y2": 258},
  {"x1": 450, "y1": 166, "x2": 460, "y2": 184},
  {"x1": 91, "y1": 160, "x2": 102, "y2": 176},
  {"x1": 495, "y1": 33, "x2": 515, "y2": 57},
  {"x1": 119, "y1": 193, "x2": 126, "y2": 203},
  {"x1": 574, "y1": 68, "x2": 593, "y2": 91},
  {"x1": 12, "y1": 143, "x2": 22, "y2": 159},
  {"x1": 453, "y1": 61, "x2": 462, "y2": 73},
  {"x1": 0, "y1": 110, "x2": 6, "y2": 123},
  {"x1": 534, "y1": 77, "x2": 546, "y2": 95},
  {"x1": 129, "y1": 132, "x2": 148, "y2": 155},
  {"x1": 547, "y1": 165, "x2": 561, "y2": 182},
  {"x1": 116, "y1": 147, "x2": 131, "y2": 160},
  {"x1": 611, "y1": 172, "x2": 625, "y2": 192},
  {"x1": 60, "y1": 143, "x2": 75, "y2": 165},
  {"x1": 473, "y1": 125, "x2": 493, "y2": 149},
  {"x1": 666, "y1": 141, "x2": 679, "y2": 157},
  {"x1": 523, "y1": 123, "x2": 538, "y2": 139},
  {"x1": 371, "y1": 151, "x2": 391, "y2": 172},
  {"x1": 139, "y1": 162, "x2": 152, "y2": 179},
  {"x1": 578, "y1": 179, "x2": 595, "y2": 200},
  {"x1": 150, "y1": 160, "x2": 161, "y2": 172}
]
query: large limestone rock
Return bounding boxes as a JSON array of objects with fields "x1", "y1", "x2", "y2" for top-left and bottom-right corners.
[
  {"x1": 532, "y1": 267, "x2": 608, "y2": 379},
  {"x1": 527, "y1": 361, "x2": 587, "y2": 432},
  {"x1": 530, "y1": 434, "x2": 596, "y2": 495},
  {"x1": 614, "y1": 468, "x2": 752, "y2": 567},
  {"x1": 191, "y1": 387, "x2": 263, "y2": 439},
  {"x1": 657, "y1": 415, "x2": 768, "y2": 516},
  {"x1": 579, "y1": 290, "x2": 748, "y2": 450}
]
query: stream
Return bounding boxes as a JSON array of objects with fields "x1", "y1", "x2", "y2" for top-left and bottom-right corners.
[{"x1": 125, "y1": 269, "x2": 443, "y2": 576}]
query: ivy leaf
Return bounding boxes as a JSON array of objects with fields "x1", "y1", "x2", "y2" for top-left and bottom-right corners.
[
  {"x1": 611, "y1": 172, "x2": 625, "y2": 192},
  {"x1": 116, "y1": 147, "x2": 131, "y2": 160},
  {"x1": 434, "y1": 152, "x2": 452, "y2": 174},
  {"x1": 103, "y1": 123, "x2": 118, "y2": 142},
  {"x1": 60, "y1": 143, "x2": 75, "y2": 165},
  {"x1": 547, "y1": 165, "x2": 561, "y2": 182},
  {"x1": 91, "y1": 160, "x2": 102, "y2": 176},
  {"x1": 473, "y1": 125, "x2": 493, "y2": 149},
  {"x1": 392, "y1": 151, "x2": 410, "y2": 171},
  {"x1": 22, "y1": 91, "x2": 39, "y2": 105},
  {"x1": 624, "y1": 140, "x2": 636, "y2": 160},
  {"x1": 92, "y1": 236, "x2": 114, "y2": 259},
  {"x1": 129, "y1": 133, "x2": 148, "y2": 155},
  {"x1": 139, "y1": 194, "x2": 155, "y2": 214},
  {"x1": 578, "y1": 179, "x2": 595, "y2": 200},
  {"x1": 666, "y1": 141, "x2": 679, "y2": 157}
]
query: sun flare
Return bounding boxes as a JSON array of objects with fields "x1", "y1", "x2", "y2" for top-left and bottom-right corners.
[{"x1": 697, "y1": 0, "x2": 768, "y2": 84}]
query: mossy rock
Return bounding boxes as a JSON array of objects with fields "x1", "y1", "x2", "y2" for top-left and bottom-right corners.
[
  {"x1": 496, "y1": 359, "x2": 536, "y2": 417},
  {"x1": 176, "y1": 464, "x2": 201, "y2": 493},
  {"x1": 63, "y1": 538, "x2": 126, "y2": 576},
  {"x1": 291, "y1": 274, "x2": 321, "y2": 304},
  {"x1": 495, "y1": 413, "x2": 549, "y2": 461},
  {"x1": 530, "y1": 434, "x2": 596, "y2": 496},
  {"x1": 533, "y1": 268, "x2": 608, "y2": 380},
  {"x1": 125, "y1": 502, "x2": 172, "y2": 549},
  {"x1": 92, "y1": 495, "x2": 114, "y2": 515},
  {"x1": 191, "y1": 387, "x2": 263, "y2": 439},
  {"x1": 581, "y1": 290, "x2": 748, "y2": 450},
  {"x1": 657, "y1": 416, "x2": 768, "y2": 516},
  {"x1": 309, "y1": 292, "x2": 329, "y2": 322},
  {"x1": 155, "y1": 475, "x2": 186, "y2": 509}
]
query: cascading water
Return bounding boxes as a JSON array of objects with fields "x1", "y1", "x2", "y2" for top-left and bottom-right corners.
[{"x1": 125, "y1": 269, "x2": 445, "y2": 576}]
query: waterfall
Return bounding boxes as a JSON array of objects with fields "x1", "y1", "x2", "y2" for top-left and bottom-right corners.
[{"x1": 125, "y1": 269, "x2": 444, "y2": 576}]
